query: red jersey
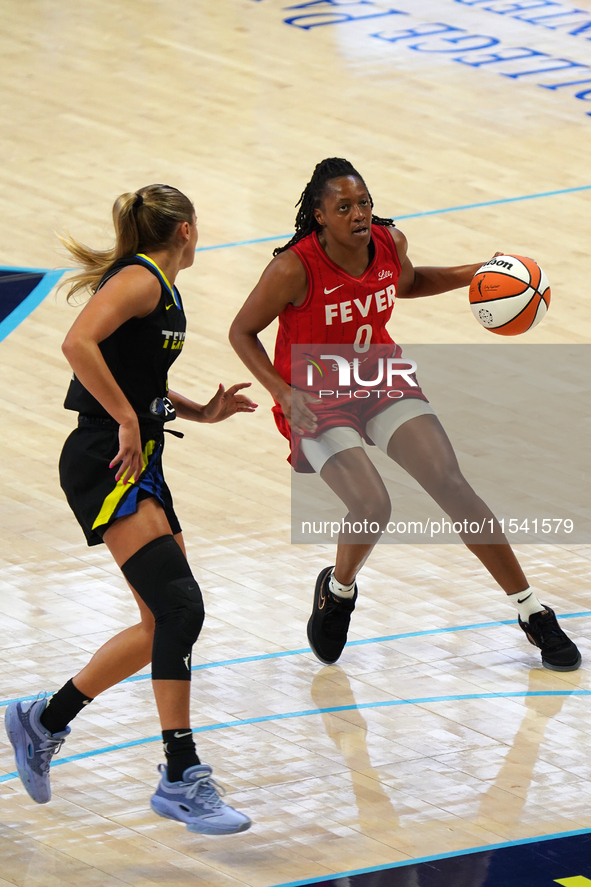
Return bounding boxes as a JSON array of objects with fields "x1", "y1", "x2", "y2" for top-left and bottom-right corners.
[
  {"x1": 271, "y1": 225, "x2": 427, "y2": 471},
  {"x1": 274, "y1": 224, "x2": 400, "y2": 381}
]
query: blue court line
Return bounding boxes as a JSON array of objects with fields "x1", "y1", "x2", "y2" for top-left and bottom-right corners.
[
  {"x1": 196, "y1": 233, "x2": 293, "y2": 251},
  {"x1": 266, "y1": 826, "x2": 591, "y2": 887},
  {"x1": 194, "y1": 184, "x2": 591, "y2": 252},
  {"x1": 0, "y1": 265, "x2": 49, "y2": 274},
  {"x1": 1, "y1": 612, "x2": 589, "y2": 708},
  {"x1": 126, "y1": 610, "x2": 591, "y2": 680},
  {"x1": 1, "y1": 689, "x2": 590, "y2": 785},
  {"x1": 0, "y1": 269, "x2": 65, "y2": 344}
]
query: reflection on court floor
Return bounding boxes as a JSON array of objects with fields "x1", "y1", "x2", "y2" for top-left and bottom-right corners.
[{"x1": 276, "y1": 830, "x2": 591, "y2": 887}]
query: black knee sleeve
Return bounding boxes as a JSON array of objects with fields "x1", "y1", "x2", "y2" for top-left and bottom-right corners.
[{"x1": 121, "y1": 535, "x2": 204, "y2": 681}]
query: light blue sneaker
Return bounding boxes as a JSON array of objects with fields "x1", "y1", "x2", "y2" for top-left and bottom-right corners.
[
  {"x1": 5, "y1": 694, "x2": 70, "y2": 804},
  {"x1": 150, "y1": 763, "x2": 251, "y2": 835}
]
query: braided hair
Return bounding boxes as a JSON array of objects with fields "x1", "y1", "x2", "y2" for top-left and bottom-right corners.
[{"x1": 273, "y1": 157, "x2": 394, "y2": 256}]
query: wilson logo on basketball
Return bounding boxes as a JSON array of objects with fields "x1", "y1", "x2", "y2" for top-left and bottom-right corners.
[
  {"x1": 482, "y1": 257, "x2": 514, "y2": 271},
  {"x1": 469, "y1": 254, "x2": 551, "y2": 336}
]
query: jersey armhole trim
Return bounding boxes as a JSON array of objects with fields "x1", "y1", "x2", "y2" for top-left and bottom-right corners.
[
  {"x1": 287, "y1": 247, "x2": 314, "y2": 313},
  {"x1": 381, "y1": 226, "x2": 402, "y2": 275}
]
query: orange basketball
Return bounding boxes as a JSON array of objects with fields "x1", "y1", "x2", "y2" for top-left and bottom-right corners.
[{"x1": 469, "y1": 254, "x2": 551, "y2": 336}]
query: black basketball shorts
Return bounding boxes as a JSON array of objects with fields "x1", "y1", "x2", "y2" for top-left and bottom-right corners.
[{"x1": 59, "y1": 420, "x2": 182, "y2": 546}]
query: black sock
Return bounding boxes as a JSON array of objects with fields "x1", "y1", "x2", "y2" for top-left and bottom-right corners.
[
  {"x1": 40, "y1": 678, "x2": 94, "y2": 735},
  {"x1": 162, "y1": 729, "x2": 200, "y2": 782}
]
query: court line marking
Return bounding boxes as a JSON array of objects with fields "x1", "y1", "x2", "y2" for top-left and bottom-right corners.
[
  {"x1": 1, "y1": 184, "x2": 589, "y2": 336},
  {"x1": 1, "y1": 611, "x2": 588, "y2": 708},
  {"x1": 0, "y1": 266, "x2": 49, "y2": 274},
  {"x1": 194, "y1": 184, "x2": 591, "y2": 252},
  {"x1": 1, "y1": 689, "x2": 590, "y2": 784},
  {"x1": 1, "y1": 612, "x2": 589, "y2": 708},
  {"x1": 265, "y1": 826, "x2": 591, "y2": 887}
]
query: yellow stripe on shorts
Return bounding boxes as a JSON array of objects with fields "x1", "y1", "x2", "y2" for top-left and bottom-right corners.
[{"x1": 92, "y1": 439, "x2": 157, "y2": 531}]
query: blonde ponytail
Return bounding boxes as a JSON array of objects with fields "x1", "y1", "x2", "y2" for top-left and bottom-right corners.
[{"x1": 59, "y1": 185, "x2": 194, "y2": 302}]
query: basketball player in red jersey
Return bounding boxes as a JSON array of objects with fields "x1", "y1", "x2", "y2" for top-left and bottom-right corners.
[{"x1": 230, "y1": 157, "x2": 580, "y2": 672}]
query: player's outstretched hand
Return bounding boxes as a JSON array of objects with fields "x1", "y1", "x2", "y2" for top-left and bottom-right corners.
[{"x1": 201, "y1": 383, "x2": 258, "y2": 423}]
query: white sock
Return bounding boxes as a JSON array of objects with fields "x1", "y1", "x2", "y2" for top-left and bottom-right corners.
[
  {"x1": 329, "y1": 570, "x2": 356, "y2": 599},
  {"x1": 508, "y1": 588, "x2": 545, "y2": 622}
]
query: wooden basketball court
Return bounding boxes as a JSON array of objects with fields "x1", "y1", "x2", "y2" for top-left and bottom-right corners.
[{"x1": 1, "y1": 2, "x2": 590, "y2": 885}]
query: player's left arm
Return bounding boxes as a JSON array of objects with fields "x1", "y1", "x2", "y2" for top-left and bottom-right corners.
[
  {"x1": 168, "y1": 385, "x2": 257, "y2": 423},
  {"x1": 390, "y1": 228, "x2": 486, "y2": 299}
]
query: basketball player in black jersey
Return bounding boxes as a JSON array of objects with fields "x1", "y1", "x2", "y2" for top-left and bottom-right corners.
[{"x1": 5, "y1": 184, "x2": 254, "y2": 835}]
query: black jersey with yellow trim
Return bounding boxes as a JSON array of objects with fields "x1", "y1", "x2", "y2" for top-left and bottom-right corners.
[{"x1": 64, "y1": 254, "x2": 186, "y2": 423}]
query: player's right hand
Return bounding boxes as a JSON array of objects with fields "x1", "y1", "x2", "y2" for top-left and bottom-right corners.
[
  {"x1": 110, "y1": 419, "x2": 144, "y2": 485},
  {"x1": 280, "y1": 389, "x2": 321, "y2": 436}
]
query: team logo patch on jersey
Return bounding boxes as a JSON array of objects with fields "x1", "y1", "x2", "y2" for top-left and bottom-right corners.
[{"x1": 150, "y1": 396, "x2": 177, "y2": 422}]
